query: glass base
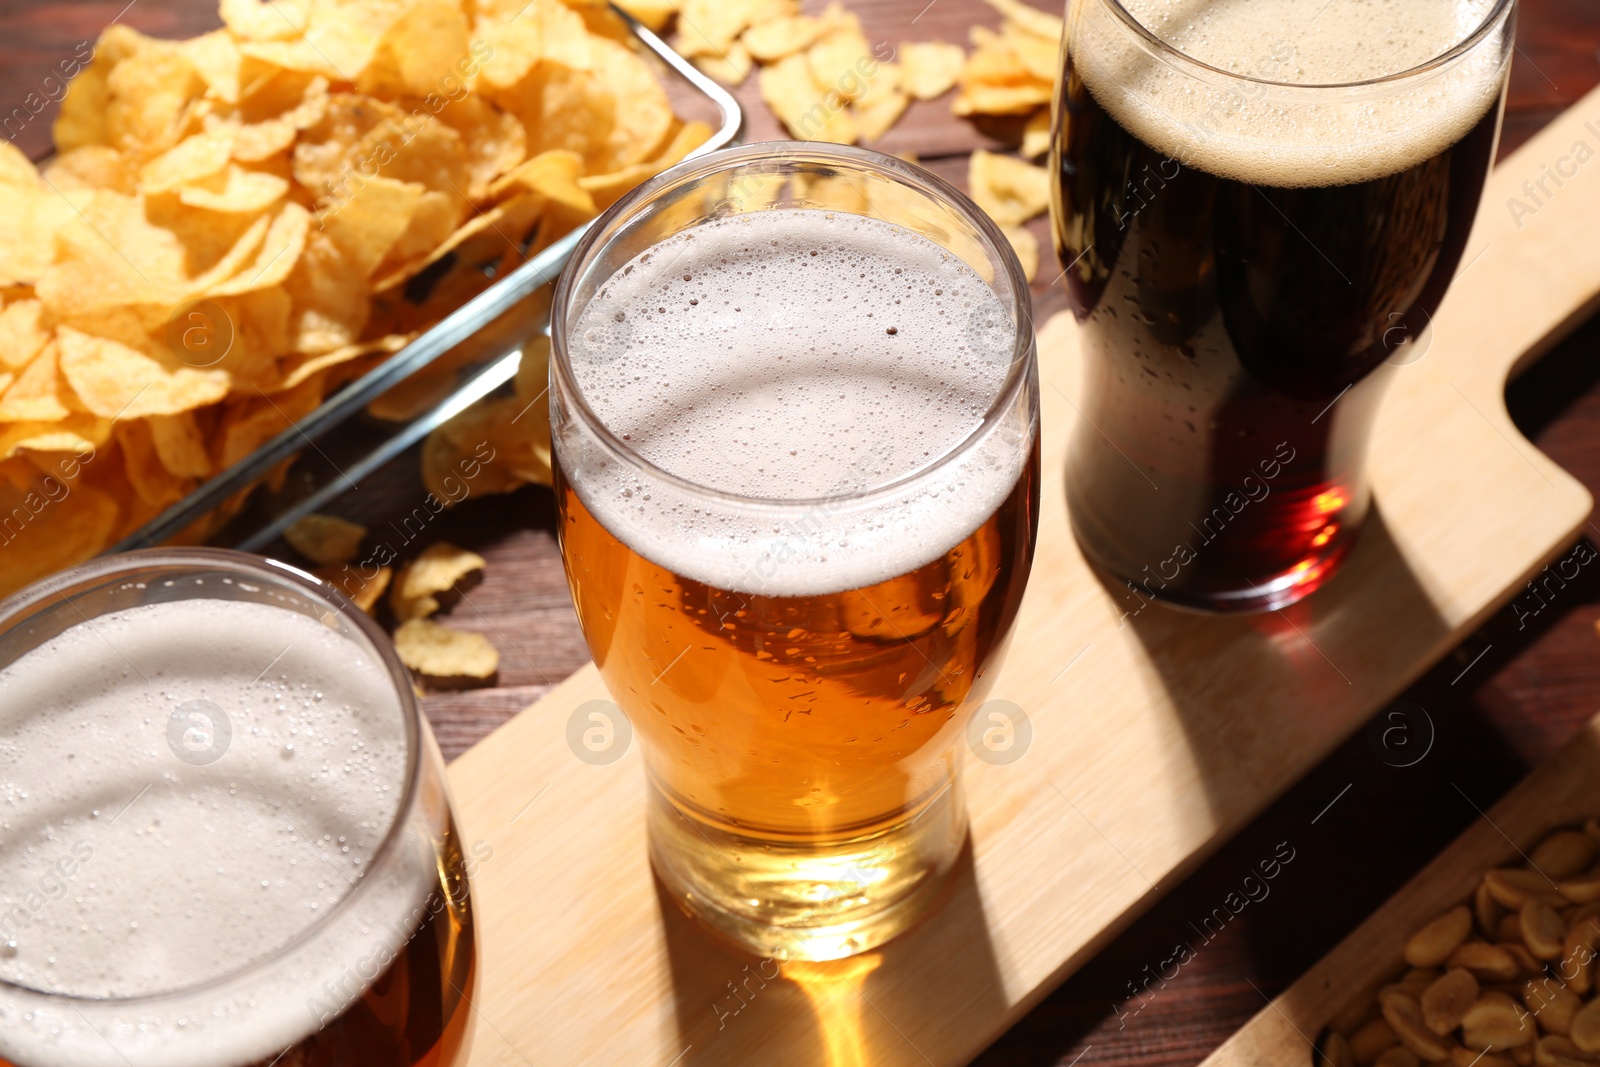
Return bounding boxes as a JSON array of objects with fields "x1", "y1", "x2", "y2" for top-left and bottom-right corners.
[{"x1": 646, "y1": 779, "x2": 967, "y2": 961}]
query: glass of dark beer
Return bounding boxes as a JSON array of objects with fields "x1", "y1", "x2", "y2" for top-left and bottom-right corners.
[
  {"x1": 1052, "y1": 0, "x2": 1515, "y2": 611},
  {"x1": 0, "y1": 550, "x2": 476, "y2": 1067}
]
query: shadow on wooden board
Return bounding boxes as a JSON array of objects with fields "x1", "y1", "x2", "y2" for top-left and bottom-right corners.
[{"x1": 657, "y1": 841, "x2": 1006, "y2": 1066}]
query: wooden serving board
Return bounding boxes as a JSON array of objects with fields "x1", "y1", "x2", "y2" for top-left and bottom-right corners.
[
  {"x1": 1200, "y1": 710, "x2": 1600, "y2": 1067},
  {"x1": 442, "y1": 90, "x2": 1600, "y2": 1067}
]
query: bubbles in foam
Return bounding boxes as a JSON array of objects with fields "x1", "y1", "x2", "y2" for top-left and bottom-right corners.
[
  {"x1": 1073, "y1": 0, "x2": 1509, "y2": 187},
  {"x1": 562, "y1": 209, "x2": 1034, "y2": 597},
  {"x1": 0, "y1": 598, "x2": 428, "y2": 1067}
]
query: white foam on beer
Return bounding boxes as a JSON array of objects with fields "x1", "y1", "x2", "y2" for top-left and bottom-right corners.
[
  {"x1": 0, "y1": 597, "x2": 433, "y2": 1067},
  {"x1": 1073, "y1": 0, "x2": 1508, "y2": 186},
  {"x1": 564, "y1": 209, "x2": 1032, "y2": 597}
]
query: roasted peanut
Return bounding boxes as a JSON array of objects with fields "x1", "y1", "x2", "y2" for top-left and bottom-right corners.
[
  {"x1": 1563, "y1": 873, "x2": 1600, "y2": 907},
  {"x1": 1452, "y1": 1049, "x2": 1517, "y2": 1067},
  {"x1": 1523, "y1": 978, "x2": 1585, "y2": 1038},
  {"x1": 1564, "y1": 915, "x2": 1600, "y2": 996},
  {"x1": 1571, "y1": 998, "x2": 1600, "y2": 1053},
  {"x1": 1425, "y1": 970, "x2": 1482, "y2": 1035},
  {"x1": 1504, "y1": 942, "x2": 1547, "y2": 978},
  {"x1": 1536, "y1": 1036, "x2": 1600, "y2": 1067},
  {"x1": 1462, "y1": 992, "x2": 1536, "y2": 1051},
  {"x1": 1385, "y1": 991, "x2": 1457, "y2": 1061},
  {"x1": 1489, "y1": 869, "x2": 1568, "y2": 910},
  {"x1": 1481, "y1": 881, "x2": 1510, "y2": 938},
  {"x1": 1410, "y1": 908, "x2": 1478, "y2": 969},
  {"x1": 1321, "y1": 1030, "x2": 1359, "y2": 1067},
  {"x1": 1527, "y1": 902, "x2": 1571, "y2": 961},
  {"x1": 1351, "y1": 1017, "x2": 1402, "y2": 1066},
  {"x1": 1534, "y1": 834, "x2": 1600, "y2": 882},
  {"x1": 1453, "y1": 942, "x2": 1525, "y2": 983}
]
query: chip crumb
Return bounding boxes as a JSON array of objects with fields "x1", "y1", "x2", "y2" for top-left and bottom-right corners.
[
  {"x1": 900, "y1": 41, "x2": 966, "y2": 101},
  {"x1": 314, "y1": 564, "x2": 392, "y2": 614},
  {"x1": 393, "y1": 618, "x2": 499, "y2": 680},
  {"x1": 285, "y1": 513, "x2": 368, "y2": 565},
  {"x1": 969, "y1": 149, "x2": 1051, "y2": 226},
  {"x1": 391, "y1": 541, "x2": 486, "y2": 622}
]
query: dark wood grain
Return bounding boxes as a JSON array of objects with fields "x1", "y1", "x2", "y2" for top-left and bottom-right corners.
[{"x1": 4, "y1": 2, "x2": 1600, "y2": 1065}]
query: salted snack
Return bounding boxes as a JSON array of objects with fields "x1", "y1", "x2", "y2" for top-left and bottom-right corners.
[
  {"x1": 1319, "y1": 822, "x2": 1600, "y2": 1067},
  {"x1": 0, "y1": 0, "x2": 711, "y2": 599}
]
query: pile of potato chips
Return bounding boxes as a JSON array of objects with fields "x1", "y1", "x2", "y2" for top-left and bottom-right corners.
[
  {"x1": 613, "y1": 0, "x2": 1058, "y2": 277},
  {"x1": 0, "y1": 0, "x2": 710, "y2": 598}
]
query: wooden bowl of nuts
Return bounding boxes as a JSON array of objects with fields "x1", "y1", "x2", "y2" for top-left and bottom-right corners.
[{"x1": 1201, "y1": 716, "x2": 1600, "y2": 1067}]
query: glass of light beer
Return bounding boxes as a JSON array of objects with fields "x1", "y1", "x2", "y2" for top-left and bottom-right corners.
[
  {"x1": 551, "y1": 143, "x2": 1040, "y2": 960},
  {"x1": 1052, "y1": 0, "x2": 1514, "y2": 611},
  {"x1": 0, "y1": 550, "x2": 476, "y2": 1067}
]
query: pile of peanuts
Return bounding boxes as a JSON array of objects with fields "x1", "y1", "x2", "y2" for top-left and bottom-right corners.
[{"x1": 1320, "y1": 822, "x2": 1600, "y2": 1067}]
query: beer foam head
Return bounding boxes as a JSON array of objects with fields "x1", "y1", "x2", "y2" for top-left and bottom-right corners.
[
  {"x1": 1072, "y1": 0, "x2": 1509, "y2": 186},
  {"x1": 0, "y1": 597, "x2": 432, "y2": 1067},
  {"x1": 561, "y1": 208, "x2": 1034, "y2": 596}
]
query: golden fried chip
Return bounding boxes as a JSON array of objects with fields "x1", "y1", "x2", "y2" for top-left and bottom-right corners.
[
  {"x1": 969, "y1": 149, "x2": 1050, "y2": 226},
  {"x1": 43, "y1": 146, "x2": 137, "y2": 194},
  {"x1": 853, "y1": 66, "x2": 908, "y2": 143},
  {"x1": 807, "y1": 20, "x2": 874, "y2": 103},
  {"x1": 58, "y1": 326, "x2": 232, "y2": 420},
  {"x1": 613, "y1": 0, "x2": 678, "y2": 32},
  {"x1": 742, "y1": 15, "x2": 829, "y2": 63},
  {"x1": 178, "y1": 165, "x2": 290, "y2": 213},
  {"x1": 0, "y1": 300, "x2": 49, "y2": 371},
  {"x1": 982, "y1": 0, "x2": 1064, "y2": 42},
  {"x1": 53, "y1": 51, "x2": 111, "y2": 152},
  {"x1": 219, "y1": 0, "x2": 310, "y2": 42},
  {"x1": 579, "y1": 120, "x2": 712, "y2": 209},
  {"x1": 314, "y1": 563, "x2": 391, "y2": 613},
  {"x1": 117, "y1": 420, "x2": 188, "y2": 508},
  {"x1": 0, "y1": 342, "x2": 72, "y2": 423},
  {"x1": 1000, "y1": 21, "x2": 1058, "y2": 82},
  {"x1": 0, "y1": 145, "x2": 75, "y2": 289},
  {"x1": 1001, "y1": 223, "x2": 1038, "y2": 281},
  {"x1": 147, "y1": 411, "x2": 212, "y2": 479},
  {"x1": 105, "y1": 37, "x2": 205, "y2": 159},
  {"x1": 285, "y1": 512, "x2": 367, "y2": 564},
  {"x1": 761, "y1": 52, "x2": 857, "y2": 144},
  {"x1": 283, "y1": 232, "x2": 370, "y2": 354},
  {"x1": 392, "y1": 618, "x2": 498, "y2": 680},
  {"x1": 900, "y1": 41, "x2": 966, "y2": 101},
  {"x1": 320, "y1": 174, "x2": 424, "y2": 277},
  {"x1": 694, "y1": 42, "x2": 753, "y2": 86},
  {"x1": 1021, "y1": 107, "x2": 1051, "y2": 159},
  {"x1": 434, "y1": 95, "x2": 527, "y2": 202},
  {"x1": 360, "y1": 0, "x2": 471, "y2": 98},
  {"x1": 182, "y1": 30, "x2": 245, "y2": 105},
  {"x1": 391, "y1": 540, "x2": 486, "y2": 621},
  {"x1": 209, "y1": 202, "x2": 310, "y2": 296},
  {"x1": 675, "y1": 0, "x2": 793, "y2": 58},
  {"x1": 274, "y1": 332, "x2": 409, "y2": 392},
  {"x1": 0, "y1": 416, "x2": 111, "y2": 461},
  {"x1": 0, "y1": 482, "x2": 120, "y2": 599}
]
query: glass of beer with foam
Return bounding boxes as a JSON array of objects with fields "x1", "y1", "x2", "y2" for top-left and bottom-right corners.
[
  {"x1": 0, "y1": 550, "x2": 476, "y2": 1067},
  {"x1": 1053, "y1": 0, "x2": 1514, "y2": 611},
  {"x1": 551, "y1": 143, "x2": 1041, "y2": 960}
]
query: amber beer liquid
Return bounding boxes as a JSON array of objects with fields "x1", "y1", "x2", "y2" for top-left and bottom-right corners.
[
  {"x1": 553, "y1": 187, "x2": 1039, "y2": 959},
  {"x1": 0, "y1": 578, "x2": 474, "y2": 1067},
  {"x1": 1052, "y1": 0, "x2": 1513, "y2": 611}
]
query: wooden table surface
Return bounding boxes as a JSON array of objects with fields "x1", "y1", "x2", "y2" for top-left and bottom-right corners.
[{"x1": 5, "y1": 1, "x2": 1600, "y2": 1064}]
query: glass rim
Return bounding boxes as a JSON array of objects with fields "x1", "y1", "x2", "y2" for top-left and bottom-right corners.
[
  {"x1": 0, "y1": 547, "x2": 426, "y2": 1008},
  {"x1": 1096, "y1": 0, "x2": 1516, "y2": 90},
  {"x1": 550, "y1": 140, "x2": 1038, "y2": 514}
]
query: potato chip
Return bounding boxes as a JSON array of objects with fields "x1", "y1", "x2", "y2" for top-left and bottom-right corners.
[
  {"x1": 104, "y1": 36, "x2": 205, "y2": 159},
  {"x1": 969, "y1": 149, "x2": 1050, "y2": 226},
  {"x1": 579, "y1": 119, "x2": 711, "y2": 209},
  {"x1": 58, "y1": 325, "x2": 232, "y2": 420},
  {"x1": 118, "y1": 420, "x2": 189, "y2": 508},
  {"x1": 0, "y1": 342, "x2": 73, "y2": 423},
  {"x1": 0, "y1": 146, "x2": 76, "y2": 289},
  {"x1": 1000, "y1": 21, "x2": 1058, "y2": 83},
  {"x1": 53, "y1": 51, "x2": 111, "y2": 152},
  {"x1": 284, "y1": 232, "x2": 371, "y2": 354},
  {"x1": 219, "y1": 0, "x2": 311, "y2": 42},
  {"x1": 392, "y1": 617, "x2": 498, "y2": 679},
  {"x1": 0, "y1": 482, "x2": 120, "y2": 599},
  {"x1": 954, "y1": 23, "x2": 1054, "y2": 117},
  {"x1": 675, "y1": 0, "x2": 794, "y2": 58},
  {"x1": 0, "y1": 300, "x2": 49, "y2": 371},
  {"x1": 761, "y1": 52, "x2": 857, "y2": 144},
  {"x1": 44, "y1": 146, "x2": 137, "y2": 194},
  {"x1": 1021, "y1": 107, "x2": 1051, "y2": 159},
  {"x1": 433, "y1": 95, "x2": 527, "y2": 202},
  {"x1": 1001, "y1": 223, "x2": 1039, "y2": 281},
  {"x1": 178, "y1": 165, "x2": 290, "y2": 213},
  {"x1": 274, "y1": 332, "x2": 409, "y2": 392},
  {"x1": 614, "y1": 0, "x2": 678, "y2": 32},
  {"x1": 320, "y1": 174, "x2": 425, "y2": 277},
  {"x1": 183, "y1": 30, "x2": 245, "y2": 105},
  {"x1": 695, "y1": 42, "x2": 753, "y2": 86},
  {"x1": 806, "y1": 19, "x2": 874, "y2": 103},
  {"x1": 147, "y1": 411, "x2": 212, "y2": 479},
  {"x1": 391, "y1": 540, "x2": 485, "y2": 621},
  {"x1": 900, "y1": 41, "x2": 966, "y2": 101},
  {"x1": 285, "y1": 512, "x2": 367, "y2": 563},
  {"x1": 742, "y1": 14, "x2": 830, "y2": 63},
  {"x1": 314, "y1": 562, "x2": 391, "y2": 613},
  {"x1": 853, "y1": 66, "x2": 908, "y2": 143},
  {"x1": 0, "y1": 417, "x2": 111, "y2": 462},
  {"x1": 209, "y1": 202, "x2": 310, "y2": 296},
  {"x1": 361, "y1": 0, "x2": 471, "y2": 98},
  {"x1": 982, "y1": 0, "x2": 1064, "y2": 42}
]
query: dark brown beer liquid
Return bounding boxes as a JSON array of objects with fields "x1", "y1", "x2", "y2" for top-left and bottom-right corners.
[{"x1": 1052, "y1": 47, "x2": 1504, "y2": 612}]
